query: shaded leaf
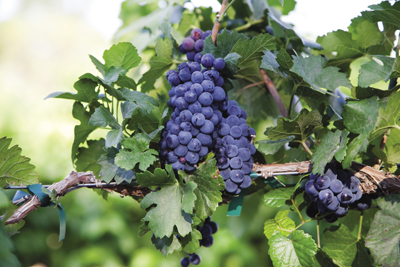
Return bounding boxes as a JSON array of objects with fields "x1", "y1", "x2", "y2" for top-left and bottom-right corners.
[
  {"x1": 151, "y1": 234, "x2": 181, "y2": 257},
  {"x1": 358, "y1": 56, "x2": 394, "y2": 87},
  {"x1": 89, "y1": 106, "x2": 120, "y2": 130},
  {"x1": 342, "y1": 97, "x2": 379, "y2": 135},
  {"x1": 261, "y1": 49, "x2": 288, "y2": 78},
  {"x1": 98, "y1": 147, "x2": 135, "y2": 184},
  {"x1": 256, "y1": 136, "x2": 294, "y2": 156},
  {"x1": 45, "y1": 78, "x2": 99, "y2": 103},
  {"x1": 75, "y1": 139, "x2": 105, "y2": 177}
]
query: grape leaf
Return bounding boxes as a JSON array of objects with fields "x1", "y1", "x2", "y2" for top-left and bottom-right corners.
[
  {"x1": 276, "y1": 48, "x2": 293, "y2": 71},
  {"x1": 256, "y1": 136, "x2": 295, "y2": 156},
  {"x1": 45, "y1": 78, "x2": 99, "y2": 103},
  {"x1": 358, "y1": 56, "x2": 395, "y2": 87},
  {"x1": 202, "y1": 30, "x2": 247, "y2": 59},
  {"x1": 136, "y1": 166, "x2": 176, "y2": 187},
  {"x1": 151, "y1": 234, "x2": 181, "y2": 257},
  {"x1": 115, "y1": 75, "x2": 137, "y2": 90},
  {"x1": 342, "y1": 133, "x2": 368, "y2": 169},
  {"x1": 262, "y1": 180, "x2": 301, "y2": 208},
  {"x1": 120, "y1": 88, "x2": 158, "y2": 116},
  {"x1": 105, "y1": 129, "x2": 123, "y2": 148},
  {"x1": 266, "y1": 108, "x2": 323, "y2": 143},
  {"x1": 291, "y1": 54, "x2": 352, "y2": 94},
  {"x1": 102, "y1": 66, "x2": 128, "y2": 85},
  {"x1": 342, "y1": 97, "x2": 379, "y2": 135},
  {"x1": 184, "y1": 153, "x2": 225, "y2": 220},
  {"x1": 367, "y1": 1, "x2": 400, "y2": 28},
  {"x1": 244, "y1": 0, "x2": 268, "y2": 20},
  {"x1": 260, "y1": 49, "x2": 288, "y2": 78},
  {"x1": 89, "y1": 54, "x2": 105, "y2": 76},
  {"x1": 263, "y1": 210, "x2": 295, "y2": 239},
  {"x1": 322, "y1": 224, "x2": 358, "y2": 267},
  {"x1": 140, "y1": 181, "x2": 194, "y2": 238},
  {"x1": 0, "y1": 137, "x2": 38, "y2": 188},
  {"x1": 138, "y1": 37, "x2": 174, "y2": 93},
  {"x1": 311, "y1": 130, "x2": 349, "y2": 175},
  {"x1": 314, "y1": 249, "x2": 338, "y2": 267},
  {"x1": 180, "y1": 228, "x2": 202, "y2": 254},
  {"x1": 89, "y1": 106, "x2": 120, "y2": 130},
  {"x1": 103, "y1": 42, "x2": 141, "y2": 71},
  {"x1": 71, "y1": 102, "x2": 97, "y2": 162},
  {"x1": 268, "y1": 230, "x2": 317, "y2": 267},
  {"x1": 365, "y1": 194, "x2": 400, "y2": 267},
  {"x1": 388, "y1": 56, "x2": 400, "y2": 79},
  {"x1": 114, "y1": 134, "x2": 158, "y2": 172},
  {"x1": 224, "y1": 52, "x2": 241, "y2": 73},
  {"x1": 348, "y1": 15, "x2": 384, "y2": 50},
  {"x1": 352, "y1": 238, "x2": 374, "y2": 267},
  {"x1": 372, "y1": 144, "x2": 400, "y2": 172},
  {"x1": 370, "y1": 91, "x2": 400, "y2": 141},
  {"x1": 98, "y1": 147, "x2": 135, "y2": 184},
  {"x1": 0, "y1": 225, "x2": 20, "y2": 267},
  {"x1": 75, "y1": 139, "x2": 105, "y2": 177},
  {"x1": 121, "y1": 101, "x2": 138, "y2": 119},
  {"x1": 231, "y1": 33, "x2": 276, "y2": 69}
]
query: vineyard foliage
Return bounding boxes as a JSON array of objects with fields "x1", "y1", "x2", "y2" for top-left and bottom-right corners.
[{"x1": 2, "y1": 0, "x2": 400, "y2": 266}]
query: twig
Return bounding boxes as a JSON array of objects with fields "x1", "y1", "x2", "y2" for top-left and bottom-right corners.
[
  {"x1": 236, "y1": 81, "x2": 264, "y2": 93},
  {"x1": 211, "y1": 0, "x2": 229, "y2": 44},
  {"x1": 373, "y1": 134, "x2": 387, "y2": 170},
  {"x1": 260, "y1": 69, "x2": 287, "y2": 117}
]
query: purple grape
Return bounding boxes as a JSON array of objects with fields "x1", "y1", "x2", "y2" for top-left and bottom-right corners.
[
  {"x1": 191, "y1": 71, "x2": 204, "y2": 84},
  {"x1": 198, "y1": 92, "x2": 213, "y2": 106},
  {"x1": 329, "y1": 179, "x2": 343, "y2": 194},
  {"x1": 186, "y1": 51, "x2": 196, "y2": 61},
  {"x1": 182, "y1": 37, "x2": 195, "y2": 51},
  {"x1": 201, "y1": 107, "x2": 214, "y2": 119},
  {"x1": 208, "y1": 221, "x2": 218, "y2": 234},
  {"x1": 219, "y1": 168, "x2": 231, "y2": 180},
  {"x1": 225, "y1": 144, "x2": 239, "y2": 158},
  {"x1": 174, "y1": 145, "x2": 188, "y2": 157},
  {"x1": 338, "y1": 188, "x2": 353, "y2": 204},
  {"x1": 222, "y1": 135, "x2": 234, "y2": 147},
  {"x1": 166, "y1": 134, "x2": 179, "y2": 149},
  {"x1": 213, "y1": 58, "x2": 226, "y2": 71},
  {"x1": 199, "y1": 146, "x2": 208, "y2": 157},
  {"x1": 200, "y1": 120, "x2": 214, "y2": 134},
  {"x1": 325, "y1": 196, "x2": 339, "y2": 211},
  {"x1": 191, "y1": 28, "x2": 203, "y2": 41},
  {"x1": 179, "y1": 110, "x2": 192, "y2": 122},
  {"x1": 215, "y1": 76, "x2": 224, "y2": 87},
  {"x1": 225, "y1": 179, "x2": 238, "y2": 193},
  {"x1": 194, "y1": 39, "x2": 204, "y2": 52},
  {"x1": 186, "y1": 151, "x2": 199, "y2": 165},
  {"x1": 200, "y1": 236, "x2": 214, "y2": 247},
  {"x1": 197, "y1": 133, "x2": 212, "y2": 146},
  {"x1": 184, "y1": 90, "x2": 197, "y2": 103},
  {"x1": 226, "y1": 115, "x2": 240, "y2": 127},
  {"x1": 191, "y1": 113, "x2": 205, "y2": 127},
  {"x1": 188, "y1": 101, "x2": 202, "y2": 114},
  {"x1": 230, "y1": 126, "x2": 242, "y2": 138},
  {"x1": 230, "y1": 157, "x2": 243, "y2": 169},
  {"x1": 181, "y1": 257, "x2": 190, "y2": 267},
  {"x1": 188, "y1": 138, "x2": 201, "y2": 152},
  {"x1": 201, "y1": 54, "x2": 215, "y2": 68},
  {"x1": 178, "y1": 131, "x2": 192, "y2": 145},
  {"x1": 194, "y1": 52, "x2": 202, "y2": 63},
  {"x1": 230, "y1": 170, "x2": 244, "y2": 183},
  {"x1": 212, "y1": 86, "x2": 226, "y2": 101},
  {"x1": 319, "y1": 189, "x2": 334, "y2": 205},
  {"x1": 314, "y1": 175, "x2": 331, "y2": 190},
  {"x1": 216, "y1": 156, "x2": 229, "y2": 169},
  {"x1": 201, "y1": 30, "x2": 212, "y2": 40},
  {"x1": 201, "y1": 80, "x2": 215, "y2": 92},
  {"x1": 239, "y1": 175, "x2": 252, "y2": 189},
  {"x1": 175, "y1": 97, "x2": 188, "y2": 111}
]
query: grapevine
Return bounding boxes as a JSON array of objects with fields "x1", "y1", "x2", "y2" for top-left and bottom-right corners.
[{"x1": 1, "y1": 1, "x2": 400, "y2": 266}]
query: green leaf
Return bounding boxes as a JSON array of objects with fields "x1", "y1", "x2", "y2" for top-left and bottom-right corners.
[
  {"x1": 89, "y1": 106, "x2": 120, "y2": 130},
  {"x1": 120, "y1": 88, "x2": 158, "y2": 116},
  {"x1": 136, "y1": 166, "x2": 176, "y2": 187},
  {"x1": 115, "y1": 75, "x2": 137, "y2": 90},
  {"x1": 224, "y1": 52, "x2": 241, "y2": 73},
  {"x1": 138, "y1": 37, "x2": 174, "y2": 93},
  {"x1": 263, "y1": 210, "x2": 296, "y2": 239},
  {"x1": 184, "y1": 154, "x2": 225, "y2": 220},
  {"x1": 352, "y1": 238, "x2": 374, "y2": 267},
  {"x1": 262, "y1": 183, "x2": 300, "y2": 208},
  {"x1": 317, "y1": 30, "x2": 362, "y2": 61},
  {"x1": 71, "y1": 102, "x2": 97, "y2": 161},
  {"x1": 151, "y1": 235, "x2": 181, "y2": 257},
  {"x1": 256, "y1": 136, "x2": 295, "y2": 156},
  {"x1": 342, "y1": 134, "x2": 368, "y2": 169},
  {"x1": 151, "y1": 234, "x2": 181, "y2": 257},
  {"x1": 342, "y1": 97, "x2": 379, "y2": 135},
  {"x1": 291, "y1": 54, "x2": 352, "y2": 93},
  {"x1": 115, "y1": 134, "x2": 158, "y2": 172},
  {"x1": 276, "y1": 48, "x2": 293, "y2": 71},
  {"x1": 180, "y1": 228, "x2": 202, "y2": 254},
  {"x1": 103, "y1": 66, "x2": 128, "y2": 85},
  {"x1": 314, "y1": 249, "x2": 338, "y2": 267},
  {"x1": 368, "y1": 1, "x2": 400, "y2": 29},
  {"x1": 0, "y1": 224, "x2": 20, "y2": 267},
  {"x1": 348, "y1": 15, "x2": 384, "y2": 50},
  {"x1": 268, "y1": 230, "x2": 317, "y2": 267},
  {"x1": 103, "y1": 42, "x2": 141, "y2": 71},
  {"x1": 105, "y1": 129, "x2": 123, "y2": 148},
  {"x1": 267, "y1": 109, "x2": 323, "y2": 143},
  {"x1": 140, "y1": 182, "x2": 194, "y2": 238},
  {"x1": 4, "y1": 220, "x2": 25, "y2": 237},
  {"x1": 358, "y1": 56, "x2": 395, "y2": 87},
  {"x1": 260, "y1": 49, "x2": 288, "y2": 78},
  {"x1": 231, "y1": 33, "x2": 276, "y2": 69},
  {"x1": 89, "y1": 54, "x2": 105, "y2": 76},
  {"x1": 45, "y1": 78, "x2": 99, "y2": 103},
  {"x1": 98, "y1": 147, "x2": 135, "y2": 184},
  {"x1": 0, "y1": 137, "x2": 38, "y2": 187},
  {"x1": 311, "y1": 130, "x2": 349, "y2": 175},
  {"x1": 322, "y1": 224, "x2": 358, "y2": 267},
  {"x1": 202, "y1": 30, "x2": 247, "y2": 59},
  {"x1": 365, "y1": 194, "x2": 400, "y2": 266},
  {"x1": 372, "y1": 144, "x2": 400, "y2": 172},
  {"x1": 75, "y1": 139, "x2": 105, "y2": 177},
  {"x1": 370, "y1": 91, "x2": 400, "y2": 141}
]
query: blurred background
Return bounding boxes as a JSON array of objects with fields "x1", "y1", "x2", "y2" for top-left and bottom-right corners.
[{"x1": 0, "y1": 0, "x2": 385, "y2": 266}]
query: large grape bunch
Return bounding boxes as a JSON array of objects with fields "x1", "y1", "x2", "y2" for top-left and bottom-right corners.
[
  {"x1": 180, "y1": 217, "x2": 218, "y2": 267},
  {"x1": 305, "y1": 164, "x2": 372, "y2": 223}
]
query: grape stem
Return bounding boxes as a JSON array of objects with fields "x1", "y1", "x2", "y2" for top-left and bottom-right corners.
[
  {"x1": 260, "y1": 69, "x2": 287, "y2": 117},
  {"x1": 291, "y1": 198, "x2": 305, "y2": 223},
  {"x1": 357, "y1": 211, "x2": 364, "y2": 241},
  {"x1": 211, "y1": 0, "x2": 234, "y2": 44},
  {"x1": 373, "y1": 133, "x2": 387, "y2": 170},
  {"x1": 301, "y1": 141, "x2": 313, "y2": 156},
  {"x1": 317, "y1": 220, "x2": 321, "y2": 248},
  {"x1": 287, "y1": 81, "x2": 300, "y2": 118}
]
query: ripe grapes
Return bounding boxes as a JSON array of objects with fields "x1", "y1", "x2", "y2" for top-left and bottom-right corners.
[{"x1": 304, "y1": 164, "x2": 372, "y2": 222}]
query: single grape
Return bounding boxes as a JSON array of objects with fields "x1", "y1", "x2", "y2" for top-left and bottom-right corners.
[
  {"x1": 194, "y1": 39, "x2": 204, "y2": 52},
  {"x1": 338, "y1": 188, "x2": 353, "y2": 204},
  {"x1": 179, "y1": 110, "x2": 192, "y2": 122},
  {"x1": 212, "y1": 86, "x2": 226, "y2": 101},
  {"x1": 305, "y1": 180, "x2": 319, "y2": 197},
  {"x1": 198, "y1": 92, "x2": 213, "y2": 106},
  {"x1": 230, "y1": 170, "x2": 244, "y2": 183},
  {"x1": 225, "y1": 179, "x2": 238, "y2": 193},
  {"x1": 230, "y1": 126, "x2": 242, "y2": 138},
  {"x1": 201, "y1": 80, "x2": 215, "y2": 92},
  {"x1": 324, "y1": 169, "x2": 337, "y2": 180},
  {"x1": 235, "y1": 136, "x2": 248, "y2": 148},
  {"x1": 187, "y1": 51, "x2": 196, "y2": 61},
  {"x1": 199, "y1": 224, "x2": 212, "y2": 238},
  {"x1": 348, "y1": 176, "x2": 361, "y2": 193},
  {"x1": 189, "y1": 254, "x2": 201, "y2": 265},
  {"x1": 228, "y1": 105, "x2": 242, "y2": 117},
  {"x1": 180, "y1": 257, "x2": 190, "y2": 267},
  {"x1": 188, "y1": 101, "x2": 202, "y2": 114},
  {"x1": 191, "y1": 113, "x2": 205, "y2": 127},
  {"x1": 188, "y1": 62, "x2": 201, "y2": 72},
  {"x1": 216, "y1": 156, "x2": 230, "y2": 169},
  {"x1": 185, "y1": 163, "x2": 196, "y2": 172},
  {"x1": 166, "y1": 134, "x2": 179, "y2": 149},
  {"x1": 329, "y1": 179, "x2": 343, "y2": 194},
  {"x1": 213, "y1": 58, "x2": 226, "y2": 71},
  {"x1": 176, "y1": 97, "x2": 189, "y2": 111},
  {"x1": 200, "y1": 236, "x2": 214, "y2": 247},
  {"x1": 191, "y1": 126, "x2": 200, "y2": 137},
  {"x1": 241, "y1": 162, "x2": 252, "y2": 175},
  {"x1": 191, "y1": 28, "x2": 203, "y2": 41},
  {"x1": 199, "y1": 146, "x2": 208, "y2": 157},
  {"x1": 188, "y1": 138, "x2": 202, "y2": 152},
  {"x1": 226, "y1": 115, "x2": 240, "y2": 127},
  {"x1": 215, "y1": 76, "x2": 224, "y2": 87},
  {"x1": 159, "y1": 149, "x2": 168, "y2": 159},
  {"x1": 174, "y1": 145, "x2": 188, "y2": 157},
  {"x1": 172, "y1": 161, "x2": 185, "y2": 171},
  {"x1": 179, "y1": 68, "x2": 191, "y2": 82},
  {"x1": 191, "y1": 71, "x2": 204, "y2": 84},
  {"x1": 167, "y1": 151, "x2": 178, "y2": 163},
  {"x1": 353, "y1": 188, "x2": 362, "y2": 201},
  {"x1": 210, "y1": 113, "x2": 220, "y2": 125},
  {"x1": 325, "y1": 196, "x2": 339, "y2": 211},
  {"x1": 179, "y1": 157, "x2": 186, "y2": 164},
  {"x1": 335, "y1": 205, "x2": 348, "y2": 217},
  {"x1": 219, "y1": 168, "x2": 231, "y2": 180},
  {"x1": 222, "y1": 135, "x2": 234, "y2": 147},
  {"x1": 201, "y1": 54, "x2": 215, "y2": 68},
  {"x1": 217, "y1": 123, "x2": 230, "y2": 136},
  {"x1": 319, "y1": 189, "x2": 334, "y2": 205},
  {"x1": 201, "y1": 106, "x2": 214, "y2": 119},
  {"x1": 225, "y1": 144, "x2": 239, "y2": 158},
  {"x1": 237, "y1": 148, "x2": 251, "y2": 161},
  {"x1": 170, "y1": 123, "x2": 180, "y2": 135},
  {"x1": 239, "y1": 175, "x2": 252, "y2": 189},
  {"x1": 200, "y1": 120, "x2": 214, "y2": 134},
  {"x1": 208, "y1": 221, "x2": 218, "y2": 234},
  {"x1": 182, "y1": 37, "x2": 195, "y2": 51},
  {"x1": 306, "y1": 202, "x2": 319, "y2": 218},
  {"x1": 201, "y1": 30, "x2": 212, "y2": 40},
  {"x1": 168, "y1": 72, "x2": 180, "y2": 86},
  {"x1": 184, "y1": 91, "x2": 197, "y2": 103},
  {"x1": 194, "y1": 52, "x2": 202, "y2": 63},
  {"x1": 197, "y1": 133, "x2": 212, "y2": 146},
  {"x1": 178, "y1": 131, "x2": 192, "y2": 145},
  {"x1": 353, "y1": 194, "x2": 372, "y2": 211},
  {"x1": 314, "y1": 175, "x2": 331, "y2": 190}
]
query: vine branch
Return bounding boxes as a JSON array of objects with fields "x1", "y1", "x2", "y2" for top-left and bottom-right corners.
[
  {"x1": 211, "y1": 0, "x2": 230, "y2": 44},
  {"x1": 260, "y1": 69, "x2": 287, "y2": 117}
]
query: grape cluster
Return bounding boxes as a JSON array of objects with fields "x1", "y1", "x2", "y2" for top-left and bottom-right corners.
[
  {"x1": 305, "y1": 164, "x2": 372, "y2": 223},
  {"x1": 159, "y1": 55, "x2": 228, "y2": 172},
  {"x1": 180, "y1": 217, "x2": 218, "y2": 267}
]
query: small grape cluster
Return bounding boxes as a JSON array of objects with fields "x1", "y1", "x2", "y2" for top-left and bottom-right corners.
[
  {"x1": 179, "y1": 28, "x2": 211, "y2": 62},
  {"x1": 180, "y1": 217, "x2": 218, "y2": 267},
  {"x1": 305, "y1": 164, "x2": 372, "y2": 223}
]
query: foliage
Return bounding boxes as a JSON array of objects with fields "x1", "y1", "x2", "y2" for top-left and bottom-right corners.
[{"x1": 2, "y1": 0, "x2": 400, "y2": 266}]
